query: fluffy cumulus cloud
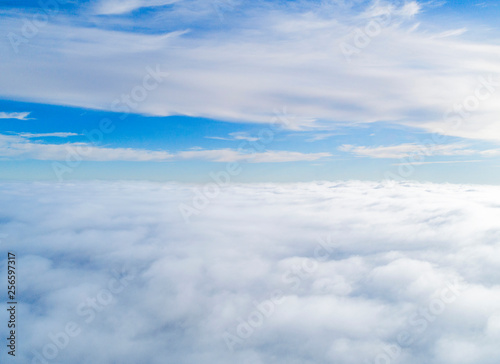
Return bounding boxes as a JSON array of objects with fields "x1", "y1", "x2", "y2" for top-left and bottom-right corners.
[{"x1": 1, "y1": 181, "x2": 500, "y2": 363}]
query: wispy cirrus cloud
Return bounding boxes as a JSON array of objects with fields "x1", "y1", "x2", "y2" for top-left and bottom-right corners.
[
  {"x1": 0, "y1": 112, "x2": 32, "y2": 120},
  {"x1": 18, "y1": 132, "x2": 80, "y2": 138},
  {"x1": 305, "y1": 132, "x2": 340, "y2": 142},
  {"x1": 205, "y1": 132, "x2": 259, "y2": 142},
  {"x1": 432, "y1": 27, "x2": 468, "y2": 38},
  {"x1": 177, "y1": 148, "x2": 332, "y2": 162},
  {"x1": 2, "y1": 1, "x2": 500, "y2": 142},
  {"x1": 93, "y1": 0, "x2": 182, "y2": 15}
]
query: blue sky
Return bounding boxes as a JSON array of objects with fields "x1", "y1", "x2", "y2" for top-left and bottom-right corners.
[{"x1": 1, "y1": 0, "x2": 500, "y2": 183}]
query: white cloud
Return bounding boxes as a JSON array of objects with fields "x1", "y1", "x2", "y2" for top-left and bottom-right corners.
[
  {"x1": 339, "y1": 142, "x2": 500, "y2": 159},
  {"x1": 0, "y1": 134, "x2": 330, "y2": 162},
  {"x1": 305, "y1": 132, "x2": 340, "y2": 142},
  {"x1": 178, "y1": 148, "x2": 332, "y2": 162},
  {"x1": 2, "y1": 181, "x2": 500, "y2": 363},
  {"x1": 0, "y1": 112, "x2": 31, "y2": 120},
  {"x1": 206, "y1": 132, "x2": 260, "y2": 142},
  {"x1": 18, "y1": 132, "x2": 80, "y2": 138},
  {"x1": 433, "y1": 28, "x2": 468, "y2": 38},
  {"x1": 94, "y1": 0, "x2": 181, "y2": 15},
  {"x1": 0, "y1": 134, "x2": 174, "y2": 161},
  {"x1": 2, "y1": 1, "x2": 500, "y2": 140},
  {"x1": 360, "y1": 0, "x2": 421, "y2": 19}
]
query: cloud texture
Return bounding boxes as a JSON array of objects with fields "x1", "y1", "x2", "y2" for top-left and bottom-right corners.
[
  {"x1": 2, "y1": 1, "x2": 500, "y2": 140},
  {"x1": 1, "y1": 181, "x2": 500, "y2": 363}
]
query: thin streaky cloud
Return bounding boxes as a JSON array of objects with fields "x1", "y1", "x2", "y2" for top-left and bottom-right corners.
[
  {"x1": 392, "y1": 159, "x2": 484, "y2": 165},
  {"x1": 205, "y1": 132, "x2": 259, "y2": 142},
  {"x1": 0, "y1": 112, "x2": 32, "y2": 120},
  {"x1": 177, "y1": 149, "x2": 332, "y2": 163},
  {"x1": 339, "y1": 143, "x2": 500, "y2": 159},
  {"x1": 305, "y1": 133, "x2": 340, "y2": 142},
  {"x1": 93, "y1": 0, "x2": 182, "y2": 15},
  {"x1": 18, "y1": 132, "x2": 80, "y2": 138},
  {"x1": 0, "y1": 134, "x2": 331, "y2": 163},
  {"x1": 432, "y1": 28, "x2": 468, "y2": 38}
]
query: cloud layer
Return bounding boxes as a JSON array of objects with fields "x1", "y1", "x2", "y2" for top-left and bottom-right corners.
[
  {"x1": 2, "y1": 1, "x2": 500, "y2": 140},
  {"x1": 1, "y1": 181, "x2": 500, "y2": 363}
]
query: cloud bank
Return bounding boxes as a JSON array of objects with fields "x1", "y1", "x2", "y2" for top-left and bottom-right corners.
[{"x1": 1, "y1": 181, "x2": 500, "y2": 363}]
